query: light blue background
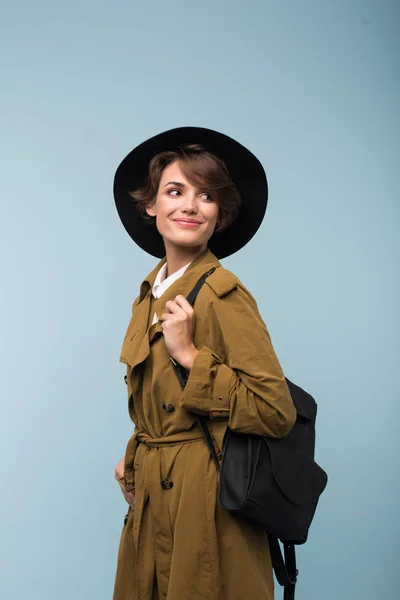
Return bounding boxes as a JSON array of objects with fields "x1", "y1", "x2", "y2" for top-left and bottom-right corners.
[{"x1": 0, "y1": 1, "x2": 398, "y2": 599}]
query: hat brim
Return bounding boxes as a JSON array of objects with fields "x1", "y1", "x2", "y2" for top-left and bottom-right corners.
[{"x1": 113, "y1": 126, "x2": 268, "y2": 259}]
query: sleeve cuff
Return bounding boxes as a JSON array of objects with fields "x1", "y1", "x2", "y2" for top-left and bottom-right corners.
[{"x1": 179, "y1": 345, "x2": 233, "y2": 419}]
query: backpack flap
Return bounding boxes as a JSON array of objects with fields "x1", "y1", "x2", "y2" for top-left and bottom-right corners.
[
  {"x1": 258, "y1": 437, "x2": 328, "y2": 543},
  {"x1": 265, "y1": 438, "x2": 328, "y2": 506}
]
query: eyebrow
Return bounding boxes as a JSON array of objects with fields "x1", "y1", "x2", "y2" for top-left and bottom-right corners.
[{"x1": 163, "y1": 181, "x2": 187, "y2": 188}]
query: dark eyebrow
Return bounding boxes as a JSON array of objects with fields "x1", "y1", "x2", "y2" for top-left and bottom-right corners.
[{"x1": 163, "y1": 181, "x2": 187, "y2": 189}]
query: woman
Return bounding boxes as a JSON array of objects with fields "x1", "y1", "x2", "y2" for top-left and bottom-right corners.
[{"x1": 112, "y1": 127, "x2": 296, "y2": 600}]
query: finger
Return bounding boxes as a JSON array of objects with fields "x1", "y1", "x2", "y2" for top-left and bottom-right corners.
[
  {"x1": 174, "y1": 294, "x2": 193, "y2": 310},
  {"x1": 162, "y1": 304, "x2": 186, "y2": 319},
  {"x1": 173, "y1": 295, "x2": 194, "y2": 313},
  {"x1": 114, "y1": 457, "x2": 125, "y2": 478},
  {"x1": 115, "y1": 467, "x2": 124, "y2": 479},
  {"x1": 164, "y1": 299, "x2": 186, "y2": 315},
  {"x1": 160, "y1": 312, "x2": 176, "y2": 321},
  {"x1": 122, "y1": 489, "x2": 136, "y2": 509}
]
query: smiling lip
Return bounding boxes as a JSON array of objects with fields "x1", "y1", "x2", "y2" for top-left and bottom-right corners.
[{"x1": 172, "y1": 219, "x2": 203, "y2": 227}]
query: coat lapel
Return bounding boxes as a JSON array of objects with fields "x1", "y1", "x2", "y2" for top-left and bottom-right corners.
[
  {"x1": 119, "y1": 296, "x2": 151, "y2": 369},
  {"x1": 119, "y1": 256, "x2": 166, "y2": 369}
]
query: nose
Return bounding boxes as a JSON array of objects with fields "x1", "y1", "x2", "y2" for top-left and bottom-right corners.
[{"x1": 181, "y1": 192, "x2": 198, "y2": 213}]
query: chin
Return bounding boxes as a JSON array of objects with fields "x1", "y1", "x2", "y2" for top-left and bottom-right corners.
[
  {"x1": 172, "y1": 239, "x2": 204, "y2": 248},
  {"x1": 162, "y1": 234, "x2": 207, "y2": 250},
  {"x1": 164, "y1": 231, "x2": 204, "y2": 244}
]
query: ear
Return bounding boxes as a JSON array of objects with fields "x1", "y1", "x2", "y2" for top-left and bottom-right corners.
[
  {"x1": 145, "y1": 202, "x2": 156, "y2": 217},
  {"x1": 214, "y1": 213, "x2": 225, "y2": 233}
]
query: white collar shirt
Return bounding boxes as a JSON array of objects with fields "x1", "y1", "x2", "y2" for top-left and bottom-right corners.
[{"x1": 151, "y1": 261, "x2": 193, "y2": 325}]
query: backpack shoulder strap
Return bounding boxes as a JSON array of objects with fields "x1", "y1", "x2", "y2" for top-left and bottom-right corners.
[
  {"x1": 269, "y1": 536, "x2": 298, "y2": 600},
  {"x1": 171, "y1": 267, "x2": 222, "y2": 471},
  {"x1": 186, "y1": 267, "x2": 219, "y2": 304}
]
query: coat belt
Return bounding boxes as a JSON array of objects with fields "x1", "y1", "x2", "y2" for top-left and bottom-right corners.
[
  {"x1": 137, "y1": 430, "x2": 204, "y2": 447},
  {"x1": 123, "y1": 429, "x2": 204, "y2": 491}
]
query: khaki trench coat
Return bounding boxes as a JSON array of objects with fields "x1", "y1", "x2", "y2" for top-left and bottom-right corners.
[{"x1": 113, "y1": 247, "x2": 296, "y2": 600}]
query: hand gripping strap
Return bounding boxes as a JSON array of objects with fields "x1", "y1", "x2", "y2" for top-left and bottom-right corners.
[{"x1": 170, "y1": 267, "x2": 221, "y2": 470}]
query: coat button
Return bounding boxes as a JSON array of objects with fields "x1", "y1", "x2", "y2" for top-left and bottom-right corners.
[
  {"x1": 162, "y1": 403, "x2": 175, "y2": 413},
  {"x1": 161, "y1": 479, "x2": 174, "y2": 490}
]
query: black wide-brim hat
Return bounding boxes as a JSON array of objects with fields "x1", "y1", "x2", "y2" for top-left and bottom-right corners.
[{"x1": 113, "y1": 126, "x2": 268, "y2": 259}]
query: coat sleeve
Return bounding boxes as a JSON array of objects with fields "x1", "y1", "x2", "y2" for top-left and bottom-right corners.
[{"x1": 179, "y1": 283, "x2": 296, "y2": 438}]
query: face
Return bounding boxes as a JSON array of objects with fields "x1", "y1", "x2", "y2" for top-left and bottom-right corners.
[{"x1": 145, "y1": 160, "x2": 219, "y2": 254}]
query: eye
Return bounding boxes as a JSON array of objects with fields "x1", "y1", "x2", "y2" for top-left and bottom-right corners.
[
  {"x1": 201, "y1": 192, "x2": 213, "y2": 201},
  {"x1": 167, "y1": 189, "x2": 181, "y2": 196}
]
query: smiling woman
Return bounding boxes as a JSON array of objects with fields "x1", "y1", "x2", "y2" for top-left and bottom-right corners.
[
  {"x1": 111, "y1": 126, "x2": 294, "y2": 600},
  {"x1": 141, "y1": 160, "x2": 222, "y2": 269}
]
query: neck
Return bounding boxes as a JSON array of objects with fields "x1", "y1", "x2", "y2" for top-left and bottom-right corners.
[{"x1": 164, "y1": 243, "x2": 208, "y2": 278}]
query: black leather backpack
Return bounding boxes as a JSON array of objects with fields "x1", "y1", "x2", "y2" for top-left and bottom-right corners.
[{"x1": 171, "y1": 267, "x2": 328, "y2": 600}]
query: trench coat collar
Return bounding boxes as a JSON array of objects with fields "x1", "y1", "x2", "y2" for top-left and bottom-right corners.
[
  {"x1": 138, "y1": 246, "x2": 221, "y2": 303},
  {"x1": 120, "y1": 247, "x2": 221, "y2": 371}
]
